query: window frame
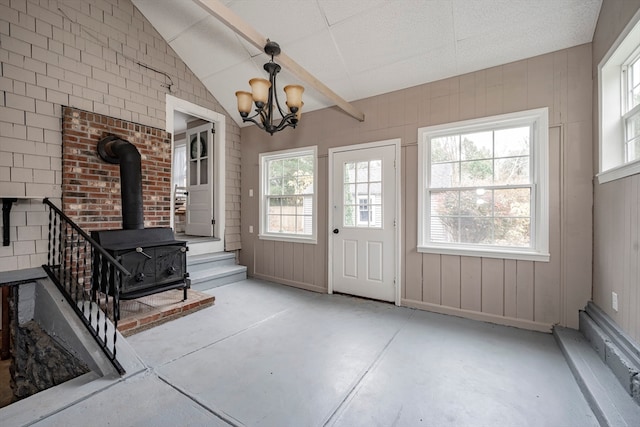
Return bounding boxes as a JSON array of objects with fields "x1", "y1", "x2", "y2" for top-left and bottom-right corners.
[
  {"x1": 597, "y1": 9, "x2": 640, "y2": 184},
  {"x1": 623, "y1": 51, "x2": 640, "y2": 162},
  {"x1": 258, "y1": 146, "x2": 318, "y2": 244},
  {"x1": 417, "y1": 108, "x2": 550, "y2": 262}
]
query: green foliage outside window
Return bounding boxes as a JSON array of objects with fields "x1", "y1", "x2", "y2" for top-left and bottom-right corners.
[{"x1": 430, "y1": 127, "x2": 532, "y2": 247}]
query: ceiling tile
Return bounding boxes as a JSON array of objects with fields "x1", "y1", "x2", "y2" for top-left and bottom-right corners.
[
  {"x1": 131, "y1": 0, "x2": 207, "y2": 42},
  {"x1": 318, "y1": 0, "x2": 387, "y2": 26},
  {"x1": 285, "y1": 29, "x2": 350, "y2": 82},
  {"x1": 169, "y1": 16, "x2": 249, "y2": 79},
  {"x1": 330, "y1": 0, "x2": 455, "y2": 75},
  {"x1": 350, "y1": 44, "x2": 459, "y2": 100},
  {"x1": 227, "y1": 0, "x2": 327, "y2": 46}
]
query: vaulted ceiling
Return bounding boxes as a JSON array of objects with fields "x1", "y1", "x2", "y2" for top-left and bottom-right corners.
[{"x1": 132, "y1": 0, "x2": 602, "y2": 126}]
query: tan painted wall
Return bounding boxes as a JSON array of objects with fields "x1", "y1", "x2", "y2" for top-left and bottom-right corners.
[
  {"x1": 0, "y1": 0, "x2": 242, "y2": 272},
  {"x1": 240, "y1": 44, "x2": 594, "y2": 331},
  {"x1": 592, "y1": 0, "x2": 640, "y2": 343}
]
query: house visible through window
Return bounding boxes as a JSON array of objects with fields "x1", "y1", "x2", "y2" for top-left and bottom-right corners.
[
  {"x1": 343, "y1": 160, "x2": 383, "y2": 228},
  {"x1": 259, "y1": 147, "x2": 317, "y2": 243},
  {"x1": 417, "y1": 108, "x2": 549, "y2": 261}
]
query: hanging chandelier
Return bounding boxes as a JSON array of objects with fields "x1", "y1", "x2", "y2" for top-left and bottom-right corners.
[{"x1": 235, "y1": 40, "x2": 304, "y2": 136}]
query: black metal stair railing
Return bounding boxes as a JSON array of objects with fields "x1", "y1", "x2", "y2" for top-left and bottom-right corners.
[{"x1": 42, "y1": 198, "x2": 129, "y2": 375}]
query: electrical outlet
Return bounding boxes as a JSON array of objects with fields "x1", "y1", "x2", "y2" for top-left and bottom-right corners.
[
  {"x1": 249, "y1": 225, "x2": 253, "y2": 233},
  {"x1": 612, "y1": 292, "x2": 618, "y2": 312},
  {"x1": 249, "y1": 189, "x2": 253, "y2": 197}
]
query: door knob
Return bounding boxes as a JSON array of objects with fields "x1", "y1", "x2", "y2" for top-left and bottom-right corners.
[{"x1": 333, "y1": 228, "x2": 339, "y2": 234}]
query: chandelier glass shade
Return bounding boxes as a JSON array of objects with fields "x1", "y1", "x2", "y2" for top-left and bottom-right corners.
[{"x1": 235, "y1": 41, "x2": 304, "y2": 135}]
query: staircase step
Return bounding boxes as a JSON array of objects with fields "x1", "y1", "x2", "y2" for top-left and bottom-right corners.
[
  {"x1": 187, "y1": 252, "x2": 236, "y2": 273},
  {"x1": 554, "y1": 326, "x2": 640, "y2": 427},
  {"x1": 189, "y1": 264, "x2": 247, "y2": 291},
  {"x1": 185, "y1": 239, "x2": 222, "y2": 256}
]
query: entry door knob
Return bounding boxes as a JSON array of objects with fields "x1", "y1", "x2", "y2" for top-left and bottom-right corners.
[{"x1": 333, "y1": 228, "x2": 339, "y2": 234}]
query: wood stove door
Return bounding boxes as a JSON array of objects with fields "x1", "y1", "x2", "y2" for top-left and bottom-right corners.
[{"x1": 186, "y1": 122, "x2": 214, "y2": 236}]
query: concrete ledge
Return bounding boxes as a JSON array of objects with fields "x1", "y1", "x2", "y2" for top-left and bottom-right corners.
[
  {"x1": 581, "y1": 303, "x2": 640, "y2": 404},
  {"x1": 554, "y1": 326, "x2": 640, "y2": 427}
]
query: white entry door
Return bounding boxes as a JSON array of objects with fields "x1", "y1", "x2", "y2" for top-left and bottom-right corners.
[
  {"x1": 185, "y1": 123, "x2": 214, "y2": 236},
  {"x1": 330, "y1": 142, "x2": 398, "y2": 302}
]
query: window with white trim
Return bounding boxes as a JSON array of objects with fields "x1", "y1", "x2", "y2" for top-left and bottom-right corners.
[
  {"x1": 259, "y1": 146, "x2": 317, "y2": 243},
  {"x1": 624, "y1": 53, "x2": 640, "y2": 162},
  {"x1": 417, "y1": 108, "x2": 549, "y2": 261},
  {"x1": 598, "y1": 11, "x2": 640, "y2": 183}
]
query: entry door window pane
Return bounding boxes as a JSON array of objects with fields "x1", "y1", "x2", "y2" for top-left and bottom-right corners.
[{"x1": 344, "y1": 160, "x2": 383, "y2": 228}]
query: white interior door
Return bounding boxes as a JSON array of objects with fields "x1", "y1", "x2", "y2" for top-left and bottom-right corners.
[
  {"x1": 186, "y1": 123, "x2": 213, "y2": 236},
  {"x1": 331, "y1": 143, "x2": 397, "y2": 302}
]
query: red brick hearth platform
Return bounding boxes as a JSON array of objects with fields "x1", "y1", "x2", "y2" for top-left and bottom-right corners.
[{"x1": 117, "y1": 289, "x2": 214, "y2": 337}]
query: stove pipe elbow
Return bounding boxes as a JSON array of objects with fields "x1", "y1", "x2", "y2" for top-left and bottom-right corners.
[{"x1": 97, "y1": 135, "x2": 144, "y2": 230}]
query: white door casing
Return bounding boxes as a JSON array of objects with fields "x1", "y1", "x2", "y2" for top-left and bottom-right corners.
[
  {"x1": 186, "y1": 123, "x2": 214, "y2": 236},
  {"x1": 167, "y1": 95, "x2": 226, "y2": 253},
  {"x1": 329, "y1": 140, "x2": 401, "y2": 304}
]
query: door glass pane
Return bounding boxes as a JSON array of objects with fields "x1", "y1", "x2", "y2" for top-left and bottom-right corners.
[
  {"x1": 343, "y1": 158, "x2": 383, "y2": 229},
  {"x1": 190, "y1": 134, "x2": 198, "y2": 160},
  {"x1": 344, "y1": 183, "x2": 356, "y2": 205},
  {"x1": 344, "y1": 205, "x2": 355, "y2": 227},
  {"x1": 199, "y1": 131, "x2": 207, "y2": 158},
  {"x1": 344, "y1": 162, "x2": 356, "y2": 183},
  {"x1": 200, "y1": 158, "x2": 208, "y2": 184},
  {"x1": 369, "y1": 160, "x2": 382, "y2": 181},
  {"x1": 357, "y1": 161, "x2": 368, "y2": 182},
  {"x1": 189, "y1": 159, "x2": 198, "y2": 186}
]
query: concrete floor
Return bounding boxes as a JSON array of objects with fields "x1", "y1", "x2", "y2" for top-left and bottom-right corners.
[{"x1": 29, "y1": 279, "x2": 597, "y2": 427}]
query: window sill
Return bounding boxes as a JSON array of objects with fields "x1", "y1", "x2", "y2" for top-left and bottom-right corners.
[
  {"x1": 258, "y1": 234, "x2": 317, "y2": 245},
  {"x1": 417, "y1": 245, "x2": 550, "y2": 262},
  {"x1": 597, "y1": 160, "x2": 640, "y2": 184}
]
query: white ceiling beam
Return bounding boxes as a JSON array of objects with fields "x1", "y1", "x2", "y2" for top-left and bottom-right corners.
[{"x1": 192, "y1": 0, "x2": 365, "y2": 122}]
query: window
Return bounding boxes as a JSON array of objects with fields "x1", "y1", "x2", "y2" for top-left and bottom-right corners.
[
  {"x1": 418, "y1": 108, "x2": 549, "y2": 261},
  {"x1": 624, "y1": 53, "x2": 640, "y2": 162},
  {"x1": 598, "y1": 10, "x2": 640, "y2": 183},
  {"x1": 259, "y1": 147, "x2": 317, "y2": 243}
]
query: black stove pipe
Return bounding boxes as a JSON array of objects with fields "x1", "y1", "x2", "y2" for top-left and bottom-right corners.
[{"x1": 97, "y1": 135, "x2": 144, "y2": 230}]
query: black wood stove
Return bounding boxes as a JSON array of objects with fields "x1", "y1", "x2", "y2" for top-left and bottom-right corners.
[
  {"x1": 91, "y1": 228, "x2": 188, "y2": 300},
  {"x1": 92, "y1": 135, "x2": 188, "y2": 302}
]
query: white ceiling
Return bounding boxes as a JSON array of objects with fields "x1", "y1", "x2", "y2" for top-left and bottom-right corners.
[{"x1": 132, "y1": 0, "x2": 602, "y2": 126}]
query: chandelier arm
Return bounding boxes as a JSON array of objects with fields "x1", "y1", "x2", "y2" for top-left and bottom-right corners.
[
  {"x1": 272, "y1": 113, "x2": 298, "y2": 133},
  {"x1": 242, "y1": 109, "x2": 266, "y2": 126},
  {"x1": 240, "y1": 116, "x2": 265, "y2": 130}
]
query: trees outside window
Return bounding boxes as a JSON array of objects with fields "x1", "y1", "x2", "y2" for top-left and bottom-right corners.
[
  {"x1": 418, "y1": 108, "x2": 549, "y2": 262},
  {"x1": 259, "y1": 147, "x2": 317, "y2": 243}
]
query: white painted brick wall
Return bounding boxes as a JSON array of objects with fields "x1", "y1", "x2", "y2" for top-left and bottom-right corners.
[{"x1": 0, "y1": 0, "x2": 241, "y2": 271}]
